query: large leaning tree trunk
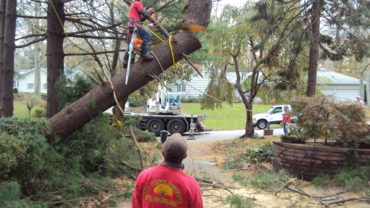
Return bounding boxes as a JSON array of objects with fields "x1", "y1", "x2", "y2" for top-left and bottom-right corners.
[
  {"x1": 1, "y1": 0, "x2": 16, "y2": 117},
  {"x1": 0, "y1": 0, "x2": 6, "y2": 117},
  {"x1": 51, "y1": 32, "x2": 200, "y2": 138},
  {"x1": 46, "y1": 0, "x2": 65, "y2": 117},
  {"x1": 306, "y1": 0, "x2": 321, "y2": 97},
  {"x1": 49, "y1": 0, "x2": 212, "y2": 139}
]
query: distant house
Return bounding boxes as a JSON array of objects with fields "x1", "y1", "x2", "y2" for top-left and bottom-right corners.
[
  {"x1": 169, "y1": 68, "x2": 365, "y2": 102},
  {"x1": 169, "y1": 72, "x2": 250, "y2": 100},
  {"x1": 317, "y1": 68, "x2": 364, "y2": 102},
  {"x1": 14, "y1": 68, "x2": 83, "y2": 94},
  {"x1": 14, "y1": 68, "x2": 48, "y2": 94}
]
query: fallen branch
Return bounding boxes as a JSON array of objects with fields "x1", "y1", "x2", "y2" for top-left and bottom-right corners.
[
  {"x1": 129, "y1": 126, "x2": 144, "y2": 171},
  {"x1": 323, "y1": 197, "x2": 360, "y2": 206},
  {"x1": 195, "y1": 177, "x2": 235, "y2": 195}
]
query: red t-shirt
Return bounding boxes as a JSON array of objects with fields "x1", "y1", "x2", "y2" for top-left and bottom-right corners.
[
  {"x1": 132, "y1": 165, "x2": 203, "y2": 208},
  {"x1": 282, "y1": 112, "x2": 291, "y2": 124},
  {"x1": 128, "y1": 1, "x2": 144, "y2": 22}
]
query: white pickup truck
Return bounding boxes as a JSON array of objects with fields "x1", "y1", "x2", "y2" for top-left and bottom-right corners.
[{"x1": 253, "y1": 105, "x2": 292, "y2": 129}]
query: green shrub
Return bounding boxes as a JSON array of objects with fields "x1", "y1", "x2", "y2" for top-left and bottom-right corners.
[
  {"x1": 33, "y1": 108, "x2": 46, "y2": 118},
  {"x1": 57, "y1": 74, "x2": 94, "y2": 109},
  {"x1": 243, "y1": 143, "x2": 273, "y2": 164},
  {"x1": 233, "y1": 169, "x2": 293, "y2": 192},
  {"x1": 226, "y1": 194, "x2": 255, "y2": 208},
  {"x1": 334, "y1": 166, "x2": 370, "y2": 193},
  {"x1": 312, "y1": 173, "x2": 332, "y2": 187},
  {"x1": 0, "y1": 117, "x2": 51, "y2": 139},
  {"x1": 132, "y1": 127, "x2": 156, "y2": 142},
  {"x1": 181, "y1": 96, "x2": 203, "y2": 103},
  {"x1": 312, "y1": 166, "x2": 370, "y2": 195},
  {"x1": 0, "y1": 133, "x2": 28, "y2": 179},
  {"x1": 291, "y1": 96, "x2": 369, "y2": 146},
  {"x1": 0, "y1": 182, "x2": 45, "y2": 208},
  {"x1": 0, "y1": 116, "x2": 141, "y2": 204},
  {"x1": 58, "y1": 115, "x2": 140, "y2": 174}
]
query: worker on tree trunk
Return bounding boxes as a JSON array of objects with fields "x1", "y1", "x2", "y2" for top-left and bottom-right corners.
[
  {"x1": 123, "y1": 0, "x2": 155, "y2": 67},
  {"x1": 132, "y1": 133, "x2": 203, "y2": 208}
]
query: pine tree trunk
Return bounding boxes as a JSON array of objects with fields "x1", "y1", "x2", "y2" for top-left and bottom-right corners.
[
  {"x1": 46, "y1": 0, "x2": 65, "y2": 117},
  {"x1": 0, "y1": 0, "x2": 6, "y2": 117},
  {"x1": 49, "y1": 31, "x2": 201, "y2": 139},
  {"x1": 306, "y1": 1, "x2": 321, "y2": 97},
  {"x1": 1, "y1": 0, "x2": 16, "y2": 117}
]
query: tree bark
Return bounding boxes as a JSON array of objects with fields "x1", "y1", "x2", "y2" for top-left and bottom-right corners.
[
  {"x1": 183, "y1": 0, "x2": 212, "y2": 32},
  {"x1": 49, "y1": 31, "x2": 201, "y2": 139},
  {"x1": 0, "y1": 0, "x2": 6, "y2": 117},
  {"x1": 233, "y1": 55, "x2": 254, "y2": 138},
  {"x1": 1, "y1": 0, "x2": 16, "y2": 117},
  {"x1": 47, "y1": 0, "x2": 65, "y2": 117},
  {"x1": 306, "y1": 1, "x2": 321, "y2": 97}
]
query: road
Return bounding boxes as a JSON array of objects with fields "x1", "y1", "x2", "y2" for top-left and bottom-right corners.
[{"x1": 181, "y1": 128, "x2": 284, "y2": 144}]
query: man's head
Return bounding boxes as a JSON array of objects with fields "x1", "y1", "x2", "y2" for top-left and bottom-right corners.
[{"x1": 162, "y1": 133, "x2": 187, "y2": 163}]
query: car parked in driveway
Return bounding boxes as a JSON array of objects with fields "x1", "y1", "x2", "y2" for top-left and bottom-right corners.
[{"x1": 253, "y1": 105, "x2": 292, "y2": 129}]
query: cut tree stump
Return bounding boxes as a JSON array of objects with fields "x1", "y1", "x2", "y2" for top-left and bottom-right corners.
[{"x1": 183, "y1": 0, "x2": 212, "y2": 32}]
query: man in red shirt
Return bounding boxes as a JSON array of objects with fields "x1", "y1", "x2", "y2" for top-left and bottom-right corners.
[
  {"x1": 124, "y1": 0, "x2": 154, "y2": 66},
  {"x1": 132, "y1": 133, "x2": 203, "y2": 208},
  {"x1": 282, "y1": 106, "x2": 291, "y2": 135}
]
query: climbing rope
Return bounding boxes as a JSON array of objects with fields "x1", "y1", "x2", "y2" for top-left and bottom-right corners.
[
  {"x1": 142, "y1": 24, "x2": 165, "y2": 42},
  {"x1": 168, "y1": 35, "x2": 176, "y2": 65}
]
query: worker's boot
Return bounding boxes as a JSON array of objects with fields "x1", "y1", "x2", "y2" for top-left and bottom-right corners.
[{"x1": 141, "y1": 53, "x2": 154, "y2": 61}]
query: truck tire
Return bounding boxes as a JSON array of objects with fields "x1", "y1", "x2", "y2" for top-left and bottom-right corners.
[
  {"x1": 167, "y1": 118, "x2": 186, "y2": 134},
  {"x1": 257, "y1": 120, "x2": 268, "y2": 129},
  {"x1": 146, "y1": 119, "x2": 165, "y2": 135}
]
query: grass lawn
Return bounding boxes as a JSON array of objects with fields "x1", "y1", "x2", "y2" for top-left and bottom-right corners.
[
  {"x1": 13, "y1": 101, "x2": 44, "y2": 118},
  {"x1": 181, "y1": 103, "x2": 271, "y2": 130}
]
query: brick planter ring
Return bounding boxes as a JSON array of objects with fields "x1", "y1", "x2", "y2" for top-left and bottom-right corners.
[{"x1": 272, "y1": 141, "x2": 370, "y2": 180}]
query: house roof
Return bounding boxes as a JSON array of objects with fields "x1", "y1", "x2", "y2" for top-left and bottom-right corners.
[
  {"x1": 317, "y1": 68, "x2": 360, "y2": 85},
  {"x1": 225, "y1": 68, "x2": 361, "y2": 85}
]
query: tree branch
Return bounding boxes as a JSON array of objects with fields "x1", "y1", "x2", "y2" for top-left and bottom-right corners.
[
  {"x1": 66, "y1": 22, "x2": 123, "y2": 36},
  {"x1": 67, "y1": 34, "x2": 122, "y2": 40},
  {"x1": 15, "y1": 37, "x2": 46, "y2": 48},
  {"x1": 65, "y1": 50, "x2": 126, "y2": 56},
  {"x1": 17, "y1": 15, "x2": 47, "y2": 19},
  {"x1": 15, "y1": 34, "x2": 46, "y2": 41}
]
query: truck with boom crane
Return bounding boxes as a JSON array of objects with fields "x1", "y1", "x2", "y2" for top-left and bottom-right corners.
[{"x1": 109, "y1": 85, "x2": 206, "y2": 135}]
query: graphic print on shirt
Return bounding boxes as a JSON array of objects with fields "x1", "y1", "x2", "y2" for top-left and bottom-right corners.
[{"x1": 143, "y1": 179, "x2": 183, "y2": 206}]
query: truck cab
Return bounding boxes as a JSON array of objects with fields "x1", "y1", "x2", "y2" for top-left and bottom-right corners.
[{"x1": 253, "y1": 105, "x2": 292, "y2": 129}]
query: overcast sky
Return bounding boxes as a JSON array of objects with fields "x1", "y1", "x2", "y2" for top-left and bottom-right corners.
[{"x1": 212, "y1": 0, "x2": 252, "y2": 15}]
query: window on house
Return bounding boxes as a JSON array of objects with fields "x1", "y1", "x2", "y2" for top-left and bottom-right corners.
[
  {"x1": 176, "y1": 84, "x2": 186, "y2": 92},
  {"x1": 43, "y1": 84, "x2": 47, "y2": 89},
  {"x1": 27, "y1": 83, "x2": 34, "y2": 89}
]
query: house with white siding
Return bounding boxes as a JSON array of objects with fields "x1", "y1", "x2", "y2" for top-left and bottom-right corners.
[
  {"x1": 14, "y1": 68, "x2": 82, "y2": 94},
  {"x1": 317, "y1": 68, "x2": 363, "y2": 102},
  {"x1": 169, "y1": 68, "x2": 365, "y2": 102},
  {"x1": 14, "y1": 68, "x2": 48, "y2": 94}
]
